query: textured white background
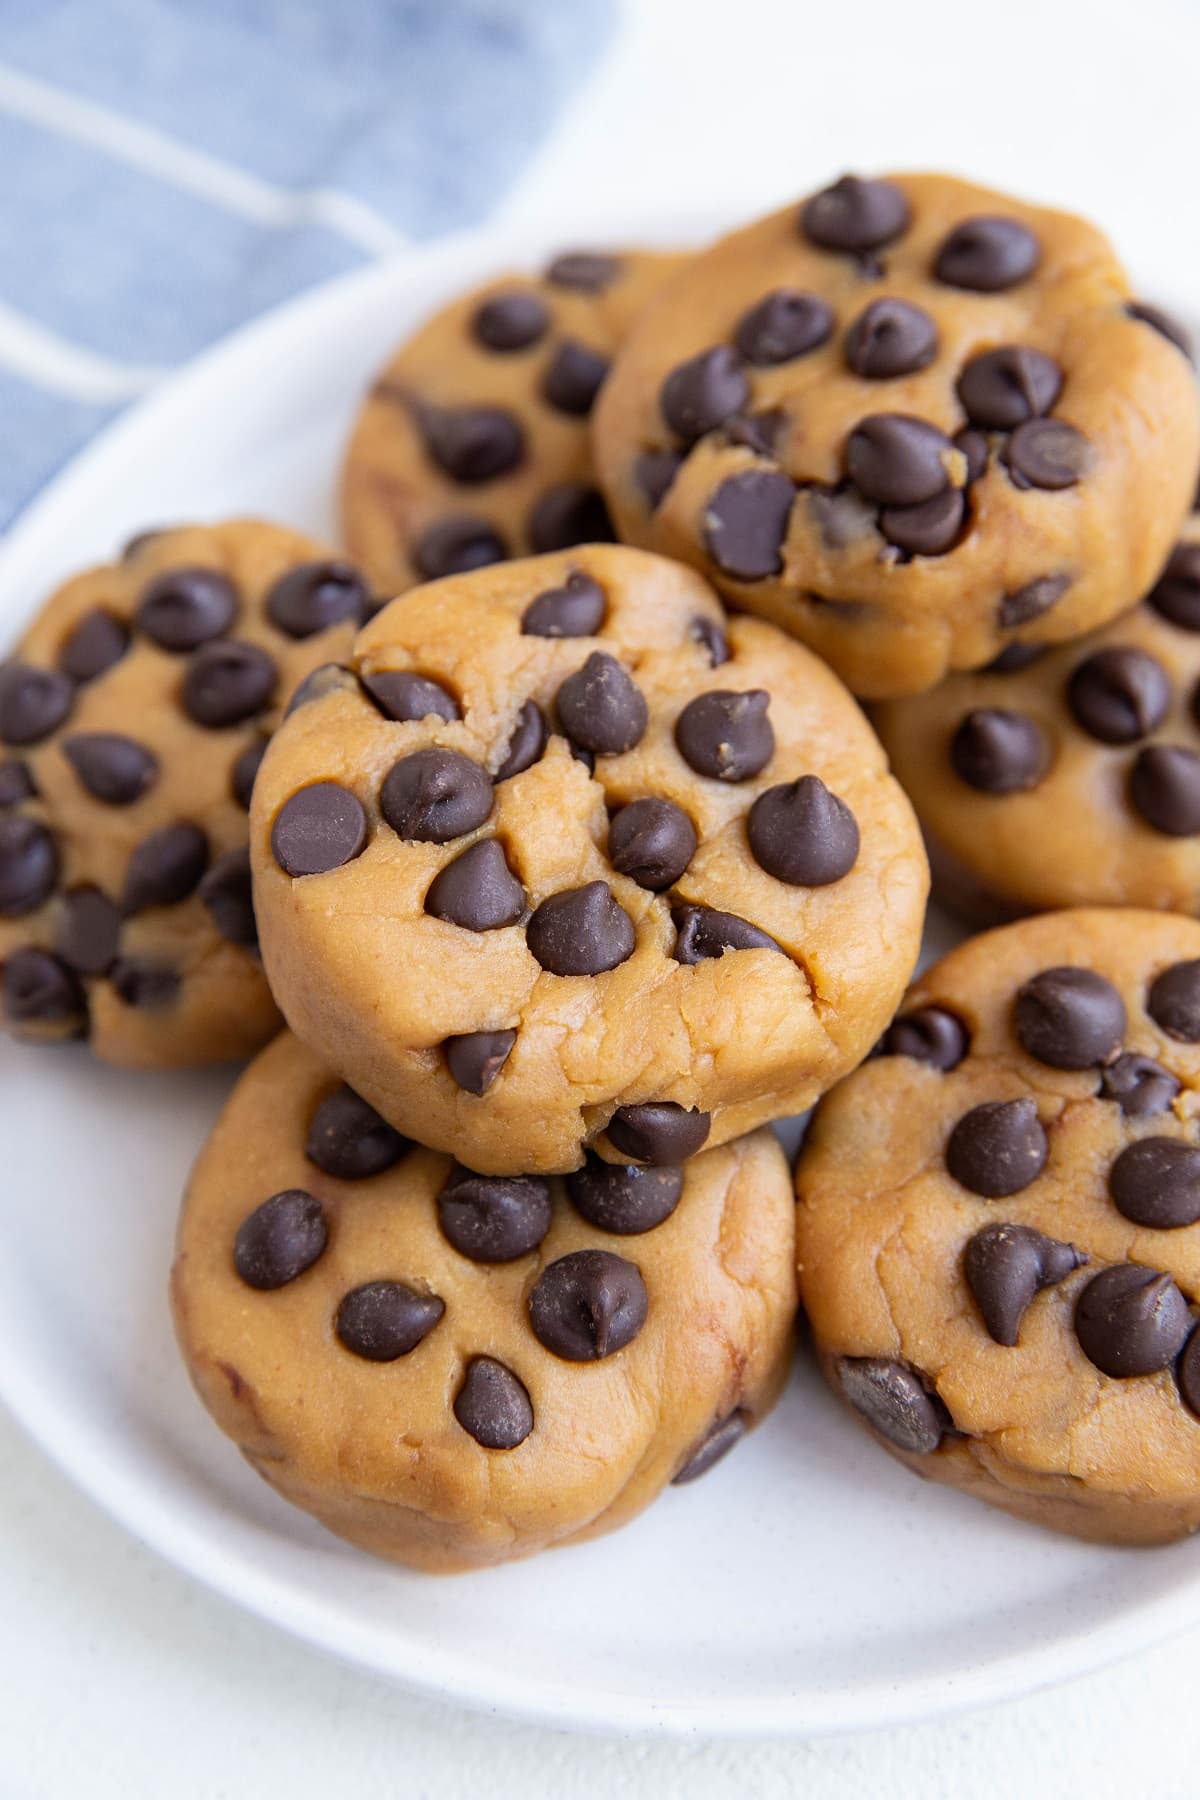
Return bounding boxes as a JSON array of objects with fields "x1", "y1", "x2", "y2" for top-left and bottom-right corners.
[{"x1": 7, "y1": 0, "x2": 1200, "y2": 1792}]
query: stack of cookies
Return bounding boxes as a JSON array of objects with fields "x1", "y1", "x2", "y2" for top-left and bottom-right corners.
[{"x1": 6, "y1": 170, "x2": 1200, "y2": 1565}]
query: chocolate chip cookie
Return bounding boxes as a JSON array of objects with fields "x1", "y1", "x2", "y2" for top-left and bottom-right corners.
[
  {"x1": 0, "y1": 521, "x2": 373, "y2": 1066},
  {"x1": 797, "y1": 908, "x2": 1200, "y2": 1544},
  {"x1": 250, "y1": 543, "x2": 927, "y2": 1175},
  {"x1": 593, "y1": 172, "x2": 1200, "y2": 698},
  {"x1": 340, "y1": 247, "x2": 684, "y2": 598},
  {"x1": 171, "y1": 1029, "x2": 796, "y2": 1571}
]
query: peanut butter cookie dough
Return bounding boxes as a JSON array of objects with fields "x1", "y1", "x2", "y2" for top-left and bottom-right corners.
[
  {"x1": 250, "y1": 543, "x2": 927, "y2": 1175},
  {"x1": 797, "y1": 909, "x2": 1200, "y2": 1545},
  {"x1": 593, "y1": 172, "x2": 1200, "y2": 698},
  {"x1": 340, "y1": 246, "x2": 684, "y2": 598},
  {"x1": 171, "y1": 1029, "x2": 797, "y2": 1572},
  {"x1": 0, "y1": 521, "x2": 373, "y2": 1066}
]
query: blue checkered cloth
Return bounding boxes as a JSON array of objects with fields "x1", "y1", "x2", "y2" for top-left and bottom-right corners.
[{"x1": 0, "y1": 0, "x2": 614, "y2": 525}]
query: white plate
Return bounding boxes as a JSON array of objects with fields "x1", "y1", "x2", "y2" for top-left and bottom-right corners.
[{"x1": 1, "y1": 212, "x2": 1197, "y2": 1740}]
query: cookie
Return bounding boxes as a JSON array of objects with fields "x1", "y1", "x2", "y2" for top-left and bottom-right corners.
[
  {"x1": 0, "y1": 521, "x2": 373, "y2": 1066},
  {"x1": 797, "y1": 908, "x2": 1200, "y2": 1545},
  {"x1": 874, "y1": 513, "x2": 1200, "y2": 921},
  {"x1": 171, "y1": 1028, "x2": 796, "y2": 1571},
  {"x1": 249, "y1": 543, "x2": 927, "y2": 1175},
  {"x1": 340, "y1": 246, "x2": 684, "y2": 598},
  {"x1": 592, "y1": 172, "x2": 1200, "y2": 698}
]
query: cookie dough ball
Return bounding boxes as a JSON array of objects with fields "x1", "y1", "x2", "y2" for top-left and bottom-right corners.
[
  {"x1": 797, "y1": 908, "x2": 1200, "y2": 1545},
  {"x1": 250, "y1": 543, "x2": 927, "y2": 1175},
  {"x1": 171, "y1": 1029, "x2": 796, "y2": 1571},
  {"x1": 340, "y1": 246, "x2": 684, "y2": 598},
  {"x1": 0, "y1": 521, "x2": 373, "y2": 1066},
  {"x1": 593, "y1": 172, "x2": 1200, "y2": 698},
  {"x1": 875, "y1": 512, "x2": 1200, "y2": 921}
]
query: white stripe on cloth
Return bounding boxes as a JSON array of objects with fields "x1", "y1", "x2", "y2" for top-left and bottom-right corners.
[
  {"x1": 0, "y1": 60, "x2": 409, "y2": 257},
  {"x1": 0, "y1": 300, "x2": 165, "y2": 401}
]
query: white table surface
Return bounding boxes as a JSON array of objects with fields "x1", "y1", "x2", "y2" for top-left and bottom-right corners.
[{"x1": 7, "y1": 0, "x2": 1200, "y2": 1790}]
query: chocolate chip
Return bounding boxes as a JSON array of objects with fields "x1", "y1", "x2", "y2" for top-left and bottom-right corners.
[
  {"x1": 1178, "y1": 1329, "x2": 1200, "y2": 1417},
  {"x1": 272, "y1": 785, "x2": 367, "y2": 881},
  {"x1": 1074, "y1": 1263, "x2": 1191, "y2": 1377},
  {"x1": 528, "y1": 1249, "x2": 648, "y2": 1360},
  {"x1": 521, "y1": 571, "x2": 606, "y2": 637},
  {"x1": 634, "y1": 450, "x2": 684, "y2": 511},
  {"x1": 800, "y1": 175, "x2": 911, "y2": 254},
  {"x1": 0, "y1": 760, "x2": 34, "y2": 806},
  {"x1": 1129, "y1": 745, "x2": 1200, "y2": 836},
  {"x1": 336, "y1": 1281, "x2": 444, "y2": 1360},
  {"x1": 527, "y1": 481, "x2": 614, "y2": 552},
  {"x1": 419, "y1": 405, "x2": 525, "y2": 484},
  {"x1": 956, "y1": 346, "x2": 1062, "y2": 429},
  {"x1": 545, "y1": 250, "x2": 619, "y2": 291},
  {"x1": 955, "y1": 427, "x2": 990, "y2": 486},
  {"x1": 997, "y1": 573, "x2": 1071, "y2": 629},
  {"x1": 568, "y1": 1154, "x2": 683, "y2": 1236},
  {"x1": 703, "y1": 470, "x2": 796, "y2": 580},
  {"x1": 748, "y1": 776, "x2": 859, "y2": 886},
  {"x1": 556, "y1": 652, "x2": 647, "y2": 756},
  {"x1": 437, "y1": 1166, "x2": 552, "y2": 1262},
  {"x1": 380, "y1": 749, "x2": 492, "y2": 843},
  {"x1": 495, "y1": 702, "x2": 547, "y2": 781},
  {"x1": 1099, "y1": 1053, "x2": 1181, "y2": 1117},
  {"x1": 844, "y1": 299, "x2": 938, "y2": 379},
  {"x1": 196, "y1": 847, "x2": 257, "y2": 949},
  {"x1": 934, "y1": 216, "x2": 1039, "y2": 291},
  {"x1": 1127, "y1": 300, "x2": 1194, "y2": 361},
  {"x1": 233, "y1": 1189, "x2": 327, "y2": 1290},
  {"x1": 660, "y1": 347, "x2": 749, "y2": 444},
  {"x1": 986, "y1": 643, "x2": 1047, "y2": 674},
  {"x1": 690, "y1": 616, "x2": 730, "y2": 667},
  {"x1": 0, "y1": 817, "x2": 58, "y2": 915},
  {"x1": 946, "y1": 1098, "x2": 1048, "y2": 1197},
  {"x1": 0, "y1": 663, "x2": 73, "y2": 746},
  {"x1": 231, "y1": 738, "x2": 267, "y2": 810},
  {"x1": 182, "y1": 641, "x2": 276, "y2": 728},
  {"x1": 443, "y1": 1028, "x2": 517, "y2": 1095},
  {"x1": 540, "y1": 340, "x2": 610, "y2": 416},
  {"x1": 1148, "y1": 541, "x2": 1200, "y2": 631},
  {"x1": 56, "y1": 886, "x2": 120, "y2": 974},
  {"x1": 136, "y1": 567, "x2": 238, "y2": 650},
  {"x1": 61, "y1": 732, "x2": 157, "y2": 806},
  {"x1": 675, "y1": 689, "x2": 773, "y2": 781},
  {"x1": 286, "y1": 663, "x2": 362, "y2": 724},
  {"x1": 834, "y1": 1357, "x2": 947, "y2": 1454},
  {"x1": 1110, "y1": 1138, "x2": 1200, "y2": 1229},
  {"x1": 472, "y1": 289, "x2": 549, "y2": 351},
  {"x1": 608, "y1": 798, "x2": 697, "y2": 889},
  {"x1": 454, "y1": 1357, "x2": 534, "y2": 1448},
  {"x1": 414, "y1": 514, "x2": 508, "y2": 580},
  {"x1": 59, "y1": 609, "x2": 129, "y2": 683},
  {"x1": 607, "y1": 1102, "x2": 710, "y2": 1165},
  {"x1": 1149, "y1": 961, "x2": 1200, "y2": 1041},
  {"x1": 1068, "y1": 647, "x2": 1170, "y2": 744},
  {"x1": 1014, "y1": 967, "x2": 1126, "y2": 1070},
  {"x1": 425, "y1": 838, "x2": 525, "y2": 931},
  {"x1": 109, "y1": 957, "x2": 180, "y2": 1009},
  {"x1": 2, "y1": 947, "x2": 84, "y2": 1028},
  {"x1": 950, "y1": 709, "x2": 1050, "y2": 793},
  {"x1": 265, "y1": 560, "x2": 370, "y2": 639},
  {"x1": 879, "y1": 487, "x2": 965, "y2": 556},
  {"x1": 964, "y1": 1222, "x2": 1086, "y2": 1346},
  {"x1": 734, "y1": 290, "x2": 834, "y2": 366},
  {"x1": 306, "y1": 1084, "x2": 407, "y2": 1179},
  {"x1": 122, "y1": 822, "x2": 208, "y2": 912},
  {"x1": 1004, "y1": 419, "x2": 1091, "y2": 490},
  {"x1": 671, "y1": 903, "x2": 781, "y2": 964},
  {"x1": 362, "y1": 669, "x2": 460, "y2": 723},
  {"x1": 526, "y1": 881, "x2": 635, "y2": 976},
  {"x1": 878, "y1": 1005, "x2": 968, "y2": 1069},
  {"x1": 846, "y1": 414, "x2": 957, "y2": 507},
  {"x1": 671, "y1": 1410, "x2": 749, "y2": 1484}
]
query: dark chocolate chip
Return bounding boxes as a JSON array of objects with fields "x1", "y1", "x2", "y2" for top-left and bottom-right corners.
[
  {"x1": 997, "y1": 573, "x2": 1071, "y2": 629},
  {"x1": 443, "y1": 1028, "x2": 517, "y2": 1095},
  {"x1": 414, "y1": 514, "x2": 508, "y2": 580},
  {"x1": 846, "y1": 414, "x2": 957, "y2": 507},
  {"x1": 58, "y1": 609, "x2": 130, "y2": 683},
  {"x1": 690, "y1": 616, "x2": 730, "y2": 667},
  {"x1": 634, "y1": 450, "x2": 684, "y2": 511},
  {"x1": 528, "y1": 1249, "x2": 648, "y2": 1360},
  {"x1": 1127, "y1": 300, "x2": 1194, "y2": 362},
  {"x1": 2, "y1": 947, "x2": 84, "y2": 1028},
  {"x1": 472, "y1": 289, "x2": 549, "y2": 351},
  {"x1": 675, "y1": 689, "x2": 773, "y2": 781},
  {"x1": 454, "y1": 1357, "x2": 533, "y2": 1448},
  {"x1": 56, "y1": 886, "x2": 121, "y2": 974},
  {"x1": 233, "y1": 1189, "x2": 327, "y2": 1290},
  {"x1": 419, "y1": 405, "x2": 525, "y2": 484},
  {"x1": 986, "y1": 643, "x2": 1047, "y2": 674},
  {"x1": 136, "y1": 567, "x2": 238, "y2": 650},
  {"x1": 671, "y1": 1410, "x2": 749, "y2": 1484},
  {"x1": 609, "y1": 797, "x2": 697, "y2": 890},
  {"x1": 1148, "y1": 541, "x2": 1200, "y2": 631},
  {"x1": 556, "y1": 652, "x2": 647, "y2": 756},
  {"x1": 1149, "y1": 961, "x2": 1200, "y2": 1041},
  {"x1": 1004, "y1": 419, "x2": 1091, "y2": 490},
  {"x1": 526, "y1": 881, "x2": 635, "y2": 976},
  {"x1": 335, "y1": 1281, "x2": 444, "y2": 1360},
  {"x1": 182, "y1": 641, "x2": 276, "y2": 728},
  {"x1": 362, "y1": 669, "x2": 460, "y2": 723},
  {"x1": 734, "y1": 290, "x2": 834, "y2": 365},
  {"x1": 271, "y1": 782, "x2": 367, "y2": 875},
  {"x1": 964, "y1": 1222, "x2": 1086, "y2": 1346},
  {"x1": 1068, "y1": 647, "x2": 1170, "y2": 744},
  {"x1": 0, "y1": 663, "x2": 73, "y2": 746},
  {"x1": 950, "y1": 709, "x2": 1050, "y2": 793},
  {"x1": 1099, "y1": 1053, "x2": 1181, "y2": 1118},
  {"x1": 306, "y1": 1084, "x2": 407, "y2": 1180},
  {"x1": 437, "y1": 1166, "x2": 552, "y2": 1262},
  {"x1": 946, "y1": 1098, "x2": 1048, "y2": 1197},
  {"x1": 285, "y1": 663, "x2": 354, "y2": 720},
  {"x1": 879, "y1": 487, "x2": 965, "y2": 556},
  {"x1": 934, "y1": 216, "x2": 1039, "y2": 291},
  {"x1": 425, "y1": 838, "x2": 525, "y2": 931},
  {"x1": 567, "y1": 1153, "x2": 683, "y2": 1235},
  {"x1": 61, "y1": 732, "x2": 157, "y2": 805},
  {"x1": 671, "y1": 903, "x2": 781, "y2": 963},
  {"x1": 723, "y1": 409, "x2": 785, "y2": 457},
  {"x1": 197, "y1": 847, "x2": 257, "y2": 950},
  {"x1": 494, "y1": 702, "x2": 548, "y2": 781},
  {"x1": 703, "y1": 470, "x2": 796, "y2": 580},
  {"x1": 1075, "y1": 1263, "x2": 1191, "y2": 1377},
  {"x1": 1178, "y1": 1328, "x2": 1200, "y2": 1417},
  {"x1": 380, "y1": 749, "x2": 492, "y2": 843},
  {"x1": 877, "y1": 1005, "x2": 968, "y2": 1069},
  {"x1": 527, "y1": 481, "x2": 614, "y2": 552},
  {"x1": 956, "y1": 346, "x2": 1062, "y2": 430},
  {"x1": 265, "y1": 560, "x2": 370, "y2": 639},
  {"x1": 844, "y1": 299, "x2": 938, "y2": 379},
  {"x1": 955, "y1": 426, "x2": 990, "y2": 486},
  {"x1": 540, "y1": 339, "x2": 610, "y2": 416},
  {"x1": 109, "y1": 957, "x2": 180, "y2": 1009},
  {"x1": 1129, "y1": 745, "x2": 1200, "y2": 836},
  {"x1": 1110, "y1": 1137, "x2": 1200, "y2": 1229},
  {"x1": 122, "y1": 822, "x2": 208, "y2": 912},
  {"x1": 521, "y1": 571, "x2": 606, "y2": 638},
  {"x1": 545, "y1": 250, "x2": 619, "y2": 291},
  {"x1": 834, "y1": 1357, "x2": 947, "y2": 1454},
  {"x1": 0, "y1": 817, "x2": 58, "y2": 915},
  {"x1": 0, "y1": 760, "x2": 34, "y2": 806},
  {"x1": 747, "y1": 776, "x2": 859, "y2": 886},
  {"x1": 607, "y1": 1101, "x2": 710, "y2": 1165},
  {"x1": 800, "y1": 175, "x2": 911, "y2": 254},
  {"x1": 1014, "y1": 967, "x2": 1126, "y2": 1070},
  {"x1": 660, "y1": 347, "x2": 749, "y2": 445},
  {"x1": 231, "y1": 738, "x2": 267, "y2": 810}
]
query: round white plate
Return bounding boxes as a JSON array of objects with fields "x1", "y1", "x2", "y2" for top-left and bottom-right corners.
[{"x1": 0, "y1": 212, "x2": 1197, "y2": 1740}]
